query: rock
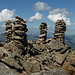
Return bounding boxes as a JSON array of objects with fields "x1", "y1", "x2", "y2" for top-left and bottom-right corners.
[
  {"x1": 67, "y1": 54, "x2": 75, "y2": 66},
  {"x1": 40, "y1": 67, "x2": 69, "y2": 75},
  {"x1": 47, "y1": 39, "x2": 65, "y2": 50},
  {"x1": 53, "y1": 52, "x2": 69, "y2": 65},
  {"x1": 5, "y1": 16, "x2": 28, "y2": 47},
  {"x1": 63, "y1": 62, "x2": 75, "y2": 75},
  {"x1": 22, "y1": 59, "x2": 40, "y2": 73},
  {"x1": 5, "y1": 21, "x2": 12, "y2": 43},
  {"x1": 0, "y1": 62, "x2": 18, "y2": 75},
  {"x1": 0, "y1": 42, "x2": 4, "y2": 47},
  {"x1": 0, "y1": 47, "x2": 9, "y2": 59},
  {"x1": 31, "y1": 72, "x2": 41, "y2": 75},
  {"x1": 12, "y1": 16, "x2": 28, "y2": 47},
  {"x1": 54, "y1": 19, "x2": 66, "y2": 43},
  {"x1": 4, "y1": 43, "x2": 10, "y2": 49},
  {"x1": 6, "y1": 20, "x2": 12, "y2": 23},
  {"x1": 38, "y1": 22, "x2": 47, "y2": 43}
]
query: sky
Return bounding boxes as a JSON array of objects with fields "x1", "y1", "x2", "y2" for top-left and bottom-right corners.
[{"x1": 0, "y1": 0, "x2": 75, "y2": 35}]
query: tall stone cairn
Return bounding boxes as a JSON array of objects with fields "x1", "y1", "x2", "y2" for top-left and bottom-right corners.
[
  {"x1": 12, "y1": 16, "x2": 28, "y2": 47},
  {"x1": 5, "y1": 20, "x2": 12, "y2": 43},
  {"x1": 38, "y1": 22, "x2": 47, "y2": 43},
  {"x1": 54, "y1": 19, "x2": 66, "y2": 43}
]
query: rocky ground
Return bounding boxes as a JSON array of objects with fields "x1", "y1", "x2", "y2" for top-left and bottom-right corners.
[
  {"x1": 0, "y1": 39, "x2": 75, "y2": 75},
  {"x1": 0, "y1": 18, "x2": 75, "y2": 75}
]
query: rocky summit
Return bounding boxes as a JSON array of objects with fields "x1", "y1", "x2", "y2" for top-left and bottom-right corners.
[{"x1": 0, "y1": 17, "x2": 75, "y2": 75}]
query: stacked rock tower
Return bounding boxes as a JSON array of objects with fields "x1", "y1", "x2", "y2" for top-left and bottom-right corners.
[
  {"x1": 12, "y1": 16, "x2": 28, "y2": 47},
  {"x1": 5, "y1": 20, "x2": 12, "y2": 43},
  {"x1": 54, "y1": 19, "x2": 66, "y2": 43},
  {"x1": 5, "y1": 16, "x2": 28, "y2": 48},
  {"x1": 38, "y1": 22, "x2": 47, "y2": 43}
]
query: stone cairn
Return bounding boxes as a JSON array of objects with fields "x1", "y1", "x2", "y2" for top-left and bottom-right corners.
[
  {"x1": 12, "y1": 16, "x2": 28, "y2": 47},
  {"x1": 54, "y1": 19, "x2": 66, "y2": 43},
  {"x1": 5, "y1": 16, "x2": 28, "y2": 53},
  {"x1": 38, "y1": 22, "x2": 47, "y2": 43},
  {"x1": 5, "y1": 20, "x2": 12, "y2": 43}
]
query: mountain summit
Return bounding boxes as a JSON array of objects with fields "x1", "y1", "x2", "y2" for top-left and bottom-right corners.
[{"x1": 0, "y1": 17, "x2": 75, "y2": 75}]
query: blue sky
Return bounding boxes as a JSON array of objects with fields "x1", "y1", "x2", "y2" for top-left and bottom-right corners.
[{"x1": 0, "y1": 0, "x2": 75, "y2": 35}]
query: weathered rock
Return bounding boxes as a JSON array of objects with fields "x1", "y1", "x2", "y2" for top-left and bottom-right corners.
[
  {"x1": 0, "y1": 42, "x2": 4, "y2": 47},
  {"x1": 5, "y1": 21, "x2": 12, "y2": 43},
  {"x1": 67, "y1": 53, "x2": 75, "y2": 66},
  {"x1": 54, "y1": 52, "x2": 67, "y2": 65},
  {"x1": 54, "y1": 19, "x2": 66, "y2": 43},
  {"x1": 12, "y1": 16, "x2": 28, "y2": 47},
  {"x1": 47, "y1": 39, "x2": 65, "y2": 50},
  {"x1": 40, "y1": 67, "x2": 70, "y2": 75},
  {"x1": 38, "y1": 22, "x2": 47, "y2": 43},
  {"x1": 0, "y1": 62, "x2": 19, "y2": 75},
  {"x1": 22, "y1": 58, "x2": 40, "y2": 73},
  {"x1": 63, "y1": 62, "x2": 75, "y2": 75},
  {"x1": 0, "y1": 47, "x2": 9, "y2": 59},
  {"x1": 31, "y1": 73, "x2": 41, "y2": 75}
]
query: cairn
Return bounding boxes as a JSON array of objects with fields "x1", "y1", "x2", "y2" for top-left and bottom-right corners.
[
  {"x1": 5, "y1": 20, "x2": 12, "y2": 43},
  {"x1": 4, "y1": 17, "x2": 28, "y2": 54},
  {"x1": 38, "y1": 22, "x2": 47, "y2": 43},
  {"x1": 12, "y1": 16, "x2": 28, "y2": 47},
  {"x1": 54, "y1": 19, "x2": 66, "y2": 43}
]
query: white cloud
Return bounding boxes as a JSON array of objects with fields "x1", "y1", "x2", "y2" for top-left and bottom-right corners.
[
  {"x1": 28, "y1": 12, "x2": 43, "y2": 22},
  {"x1": 1, "y1": 24, "x2": 5, "y2": 27},
  {"x1": 49, "y1": 8, "x2": 72, "y2": 15},
  {"x1": 47, "y1": 8, "x2": 72, "y2": 25},
  {"x1": 47, "y1": 25, "x2": 51, "y2": 28},
  {"x1": 0, "y1": 9, "x2": 15, "y2": 22},
  {"x1": 34, "y1": 2, "x2": 52, "y2": 11}
]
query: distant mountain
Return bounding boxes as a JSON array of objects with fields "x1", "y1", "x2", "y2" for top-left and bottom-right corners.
[
  {"x1": 27, "y1": 34, "x2": 38, "y2": 41},
  {"x1": 66, "y1": 35, "x2": 75, "y2": 44},
  {"x1": 0, "y1": 34, "x2": 39, "y2": 42},
  {"x1": 0, "y1": 33, "x2": 75, "y2": 49},
  {"x1": 65, "y1": 40, "x2": 75, "y2": 49},
  {"x1": 65, "y1": 35, "x2": 75, "y2": 50}
]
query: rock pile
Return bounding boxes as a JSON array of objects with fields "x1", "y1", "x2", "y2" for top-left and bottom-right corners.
[
  {"x1": 38, "y1": 22, "x2": 47, "y2": 43},
  {"x1": 4, "y1": 16, "x2": 28, "y2": 56},
  {"x1": 54, "y1": 20, "x2": 66, "y2": 43},
  {"x1": 5, "y1": 16, "x2": 28, "y2": 47},
  {"x1": 12, "y1": 16, "x2": 28, "y2": 47},
  {"x1": 5, "y1": 20, "x2": 12, "y2": 43}
]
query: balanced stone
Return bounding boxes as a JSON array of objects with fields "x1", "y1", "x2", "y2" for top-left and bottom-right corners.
[
  {"x1": 12, "y1": 16, "x2": 28, "y2": 47},
  {"x1": 38, "y1": 22, "x2": 47, "y2": 43},
  {"x1": 5, "y1": 16, "x2": 28, "y2": 50},
  {"x1": 5, "y1": 20, "x2": 12, "y2": 43},
  {"x1": 54, "y1": 19, "x2": 66, "y2": 43}
]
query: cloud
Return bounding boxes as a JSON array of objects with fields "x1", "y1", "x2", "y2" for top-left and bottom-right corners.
[
  {"x1": 47, "y1": 8, "x2": 72, "y2": 25},
  {"x1": 28, "y1": 12, "x2": 43, "y2": 22},
  {"x1": 49, "y1": 8, "x2": 72, "y2": 15},
  {"x1": 1, "y1": 24, "x2": 5, "y2": 27},
  {"x1": 47, "y1": 25, "x2": 51, "y2": 28},
  {"x1": 34, "y1": 2, "x2": 52, "y2": 11},
  {"x1": 0, "y1": 9, "x2": 15, "y2": 22}
]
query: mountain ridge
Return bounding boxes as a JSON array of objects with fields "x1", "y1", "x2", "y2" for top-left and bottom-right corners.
[{"x1": 0, "y1": 33, "x2": 75, "y2": 49}]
